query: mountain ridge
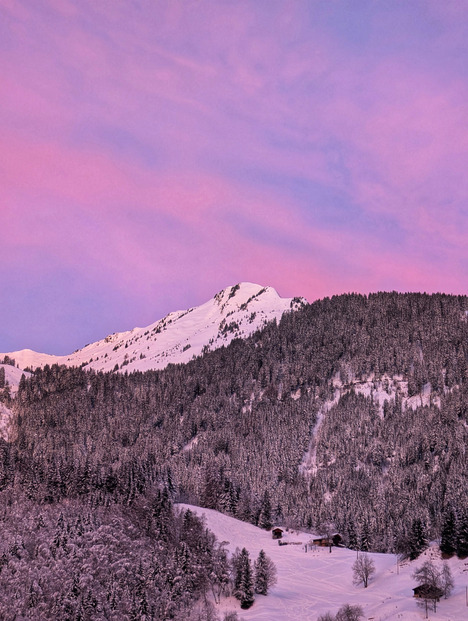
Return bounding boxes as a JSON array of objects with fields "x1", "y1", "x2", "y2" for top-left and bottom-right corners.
[{"x1": 2, "y1": 282, "x2": 306, "y2": 374}]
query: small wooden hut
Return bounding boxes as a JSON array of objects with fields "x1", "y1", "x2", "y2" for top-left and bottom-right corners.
[{"x1": 412, "y1": 584, "x2": 444, "y2": 601}]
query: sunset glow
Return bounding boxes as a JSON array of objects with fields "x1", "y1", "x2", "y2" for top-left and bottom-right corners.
[{"x1": 2, "y1": 0, "x2": 468, "y2": 353}]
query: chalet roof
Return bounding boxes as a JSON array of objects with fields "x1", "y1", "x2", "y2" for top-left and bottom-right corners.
[{"x1": 412, "y1": 584, "x2": 444, "y2": 598}]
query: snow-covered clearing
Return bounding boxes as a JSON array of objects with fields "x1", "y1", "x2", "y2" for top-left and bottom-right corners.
[
  {"x1": 299, "y1": 387, "x2": 340, "y2": 475},
  {"x1": 0, "y1": 364, "x2": 30, "y2": 441},
  {"x1": 300, "y1": 373, "x2": 443, "y2": 476},
  {"x1": 332, "y1": 373, "x2": 440, "y2": 416},
  {"x1": 0, "y1": 364, "x2": 30, "y2": 397},
  {"x1": 0, "y1": 401, "x2": 13, "y2": 440},
  {"x1": 179, "y1": 504, "x2": 468, "y2": 621}
]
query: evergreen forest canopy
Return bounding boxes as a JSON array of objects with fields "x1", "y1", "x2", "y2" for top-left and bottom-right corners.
[{"x1": 2, "y1": 291, "x2": 468, "y2": 617}]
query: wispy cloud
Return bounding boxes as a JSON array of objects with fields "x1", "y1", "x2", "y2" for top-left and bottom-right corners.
[{"x1": 1, "y1": 0, "x2": 468, "y2": 351}]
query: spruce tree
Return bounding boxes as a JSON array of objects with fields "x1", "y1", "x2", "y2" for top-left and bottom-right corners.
[
  {"x1": 440, "y1": 509, "x2": 456, "y2": 557},
  {"x1": 409, "y1": 518, "x2": 427, "y2": 560},
  {"x1": 258, "y1": 491, "x2": 272, "y2": 530},
  {"x1": 347, "y1": 519, "x2": 358, "y2": 551},
  {"x1": 234, "y1": 548, "x2": 255, "y2": 609},
  {"x1": 456, "y1": 511, "x2": 468, "y2": 558},
  {"x1": 231, "y1": 548, "x2": 243, "y2": 594},
  {"x1": 254, "y1": 549, "x2": 277, "y2": 595},
  {"x1": 359, "y1": 520, "x2": 370, "y2": 552}
]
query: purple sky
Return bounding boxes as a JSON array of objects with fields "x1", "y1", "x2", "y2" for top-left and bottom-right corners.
[{"x1": 2, "y1": 0, "x2": 468, "y2": 354}]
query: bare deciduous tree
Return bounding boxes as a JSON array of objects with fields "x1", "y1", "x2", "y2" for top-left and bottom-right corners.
[
  {"x1": 352, "y1": 553, "x2": 375, "y2": 588},
  {"x1": 412, "y1": 560, "x2": 451, "y2": 614},
  {"x1": 318, "y1": 603, "x2": 364, "y2": 621},
  {"x1": 441, "y1": 562, "x2": 454, "y2": 599},
  {"x1": 336, "y1": 603, "x2": 364, "y2": 621}
]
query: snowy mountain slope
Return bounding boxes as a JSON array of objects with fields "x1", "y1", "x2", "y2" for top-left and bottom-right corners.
[
  {"x1": 180, "y1": 504, "x2": 468, "y2": 621},
  {"x1": 2, "y1": 283, "x2": 305, "y2": 374},
  {"x1": 0, "y1": 402, "x2": 13, "y2": 441},
  {"x1": 0, "y1": 365, "x2": 31, "y2": 440},
  {"x1": 299, "y1": 372, "x2": 444, "y2": 477},
  {"x1": 0, "y1": 364, "x2": 31, "y2": 396}
]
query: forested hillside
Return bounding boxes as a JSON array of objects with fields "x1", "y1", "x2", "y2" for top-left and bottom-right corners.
[
  {"x1": 5, "y1": 292, "x2": 468, "y2": 567},
  {"x1": 0, "y1": 489, "x2": 234, "y2": 620}
]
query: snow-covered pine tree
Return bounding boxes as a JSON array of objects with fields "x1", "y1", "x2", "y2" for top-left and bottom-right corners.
[
  {"x1": 359, "y1": 520, "x2": 370, "y2": 552},
  {"x1": 258, "y1": 491, "x2": 272, "y2": 530},
  {"x1": 456, "y1": 510, "x2": 468, "y2": 558},
  {"x1": 440, "y1": 509, "x2": 456, "y2": 557},
  {"x1": 346, "y1": 519, "x2": 358, "y2": 551},
  {"x1": 254, "y1": 549, "x2": 277, "y2": 595},
  {"x1": 408, "y1": 518, "x2": 428, "y2": 560},
  {"x1": 234, "y1": 548, "x2": 255, "y2": 609}
]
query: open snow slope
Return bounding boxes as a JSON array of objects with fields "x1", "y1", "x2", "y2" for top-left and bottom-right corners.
[
  {"x1": 300, "y1": 373, "x2": 445, "y2": 477},
  {"x1": 0, "y1": 401, "x2": 13, "y2": 440},
  {"x1": 2, "y1": 283, "x2": 305, "y2": 374},
  {"x1": 0, "y1": 364, "x2": 31, "y2": 396},
  {"x1": 0, "y1": 365, "x2": 31, "y2": 440},
  {"x1": 180, "y1": 504, "x2": 468, "y2": 621}
]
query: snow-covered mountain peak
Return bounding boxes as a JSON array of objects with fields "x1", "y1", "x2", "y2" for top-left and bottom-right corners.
[
  {"x1": 214, "y1": 282, "x2": 274, "y2": 308},
  {"x1": 2, "y1": 283, "x2": 306, "y2": 375}
]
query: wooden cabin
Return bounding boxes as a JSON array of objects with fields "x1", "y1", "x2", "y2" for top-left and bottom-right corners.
[
  {"x1": 272, "y1": 527, "x2": 283, "y2": 540},
  {"x1": 412, "y1": 584, "x2": 444, "y2": 601},
  {"x1": 312, "y1": 533, "x2": 342, "y2": 547}
]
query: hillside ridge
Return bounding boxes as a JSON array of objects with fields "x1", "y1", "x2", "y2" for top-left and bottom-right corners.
[{"x1": 2, "y1": 282, "x2": 306, "y2": 373}]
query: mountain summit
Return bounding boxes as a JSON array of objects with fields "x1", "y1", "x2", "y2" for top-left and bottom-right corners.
[{"x1": 3, "y1": 283, "x2": 306, "y2": 374}]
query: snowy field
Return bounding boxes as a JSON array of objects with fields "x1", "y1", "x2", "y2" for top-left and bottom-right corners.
[{"x1": 179, "y1": 504, "x2": 468, "y2": 621}]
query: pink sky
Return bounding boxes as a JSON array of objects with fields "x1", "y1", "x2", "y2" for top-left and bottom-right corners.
[{"x1": 1, "y1": 0, "x2": 468, "y2": 353}]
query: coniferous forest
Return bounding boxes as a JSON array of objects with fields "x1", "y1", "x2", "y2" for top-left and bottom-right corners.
[{"x1": 2, "y1": 291, "x2": 468, "y2": 618}]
